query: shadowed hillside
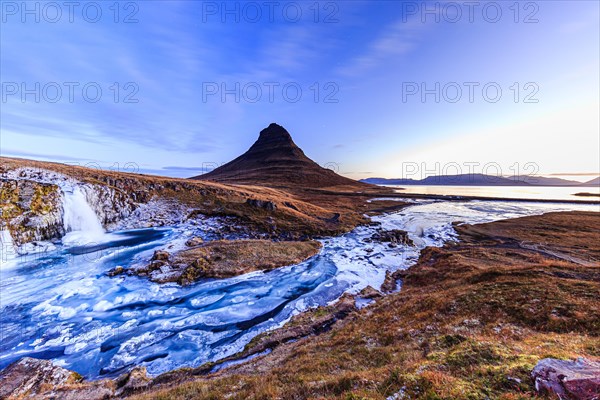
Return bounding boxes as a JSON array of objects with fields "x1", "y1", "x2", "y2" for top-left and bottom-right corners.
[{"x1": 193, "y1": 123, "x2": 368, "y2": 189}]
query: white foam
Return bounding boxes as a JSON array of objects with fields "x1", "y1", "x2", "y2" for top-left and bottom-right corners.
[
  {"x1": 93, "y1": 300, "x2": 113, "y2": 312},
  {"x1": 62, "y1": 186, "x2": 106, "y2": 245},
  {"x1": 0, "y1": 229, "x2": 18, "y2": 269}
]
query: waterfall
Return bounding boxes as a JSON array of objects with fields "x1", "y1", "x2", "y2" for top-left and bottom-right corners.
[
  {"x1": 0, "y1": 228, "x2": 17, "y2": 268},
  {"x1": 61, "y1": 186, "x2": 106, "y2": 245}
]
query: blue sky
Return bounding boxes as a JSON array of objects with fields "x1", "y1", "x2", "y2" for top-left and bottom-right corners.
[{"x1": 1, "y1": 1, "x2": 598, "y2": 180}]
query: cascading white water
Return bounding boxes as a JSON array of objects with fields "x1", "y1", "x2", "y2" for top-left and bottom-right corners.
[
  {"x1": 0, "y1": 229, "x2": 17, "y2": 268},
  {"x1": 61, "y1": 186, "x2": 106, "y2": 245}
]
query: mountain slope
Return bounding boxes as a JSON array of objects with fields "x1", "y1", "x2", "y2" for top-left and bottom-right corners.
[
  {"x1": 514, "y1": 175, "x2": 582, "y2": 186},
  {"x1": 193, "y1": 123, "x2": 364, "y2": 188},
  {"x1": 584, "y1": 176, "x2": 600, "y2": 186},
  {"x1": 362, "y1": 174, "x2": 528, "y2": 186},
  {"x1": 362, "y1": 174, "x2": 595, "y2": 187}
]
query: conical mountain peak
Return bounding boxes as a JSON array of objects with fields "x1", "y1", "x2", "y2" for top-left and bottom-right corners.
[
  {"x1": 248, "y1": 123, "x2": 301, "y2": 157},
  {"x1": 193, "y1": 123, "x2": 362, "y2": 188},
  {"x1": 258, "y1": 123, "x2": 293, "y2": 141}
]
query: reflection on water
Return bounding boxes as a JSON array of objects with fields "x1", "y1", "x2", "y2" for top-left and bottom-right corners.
[{"x1": 387, "y1": 185, "x2": 600, "y2": 201}]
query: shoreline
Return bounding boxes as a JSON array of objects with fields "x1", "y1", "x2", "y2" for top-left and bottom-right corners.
[
  {"x1": 303, "y1": 185, "x2": 600, "y2": 205},
  {"x1": 1, "y1": 157, "x2": 599, "y2": 399},
  {"x1": 129, "y1": 210, "x2": 599, "y2": 399},
  {"x1": 2, "y1": 208, "x2": 599, "y2": 399},
  {"x1": 366, "y1": 191, "x2": 600, "y2": 205}
]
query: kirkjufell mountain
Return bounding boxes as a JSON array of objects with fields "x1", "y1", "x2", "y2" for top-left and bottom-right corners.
[{"x1": 193, "y1": 123, "x2": 366, "y2": 188}]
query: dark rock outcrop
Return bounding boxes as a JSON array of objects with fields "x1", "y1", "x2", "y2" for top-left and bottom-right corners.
[
  {"x1": 367, "y1": 229, "x2": 414, "y2": 246},
  {"x1": 0, "y1": 357, "x2": 114, "y2": 399},
  {"x1": 107, "y1": 265, "x2": 125, "y2": 277},
  {"x1": 0, "y1": 357, "x2": 154, "y2": 399},
  {"x1": 0, "y1": 179, "x2": 64, "y2": 246},
  {"x1": 357, "y1": 285, "x2": 382, "y2": 300},
  {"x1": 152, "y1": 250, "x2": 170, "y2": 261},
  {"x1": 114, "y1": 366, "x2": 151, "y2": 396},
  {"x1": 246, "y1": 198, "x2": 277, "y2": 212},
  {"x1": 185, "y1": 237, "x2": 204, "y2": 247},
  {"x1": 0, "y1": 357, "x2": 74, "y2": 398},
  {"x1": 532, "y1": 357, "x2": 600, "y2": 399},
  {"x1": 381, "y1": 269, "x2": 408, "y2": 292}
]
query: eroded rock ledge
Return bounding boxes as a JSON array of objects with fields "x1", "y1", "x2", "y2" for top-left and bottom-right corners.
[
  {"x1": 0, "y1": 357, "x2": 158, "y2": 399},
  {"x1": 532, "y1": 357, "x2": 600, "y2": 399}
]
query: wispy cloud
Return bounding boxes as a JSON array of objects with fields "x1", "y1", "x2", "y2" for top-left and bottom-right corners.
[
  {"x1": 549, "y1": 172, "x2": 600, "y2": 176},
  {"x1": 337, "y1": 16, "x2": 428, "y2": 77},
  {"x1": 162, "y1": 166, "x2": 211, "y2": 171},
  {"x1": 0, "y1": 148, "x2": 90, "y2": 162}
]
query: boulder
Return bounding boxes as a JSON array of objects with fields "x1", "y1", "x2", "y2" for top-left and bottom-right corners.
[
  {"x1": 532, "y1": 357, "x2": 600, "y2": 399},
  {"x1": 283, "y1": 201, "x2": 299, "y2": 211},
  {"x1": 0, "y1": 357, "x2": 119, "y2": 399},
  {"x1": 0, "y1": 357, "x2": 74, "y2": 398},
  {"x1": 325, "y1": 213, "x2": 340, "y2": 223},
  {"x1": 246, "y1": 199, "x2": 277, "y2": 212},
  {"x1": 334, "y1": 293, "x2": 358, "y2": 317},
  {"x1": 185, "y1": 237, "x2": 204, "y2": 247},
  {"x1": 357, "y1": 285, "x2": 382, "y2": 300},
  {"x1": 151, "y1": 250, "x2": 170, "y2": 261},
  {"x1": 381, "y1": 269, "x2": 408, "y2": 293},
  {"x1": 147, "y1": 260, "x2": 167, "y2": 272},
  {"x1": 115, "y1": 366, "x2": 151, "y2": 396},
  {"x1": 368, "y1": 229, "x2": 413, "y2": 246},
  {"x1": 107, "y1": 266, "x2": 125, "y2": 277}
]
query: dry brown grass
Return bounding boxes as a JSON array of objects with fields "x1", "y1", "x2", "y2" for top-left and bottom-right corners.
[
  {"x1": 172, "y1": 239, "x2": 322, "y2": 281},
  {"x1": 130, "y1": 211, "x2": 600, "y2": 400},
  {"x1": 8, "y1": 156, "x2": 596, "y2": 399},
  {"x1": 1, "y1": 157, "x2": 403, "y2": 238}
]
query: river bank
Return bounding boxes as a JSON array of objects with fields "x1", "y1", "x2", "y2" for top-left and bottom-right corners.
[
  {"x1": 1, "y1": 157, "x2": 599, "y2": 399},
  {"x1": 1, "y1": 203, "x2": 598, "y2": 398},
  {"x1": 128, "y1": 210, "x2": 600, "y2": 400}
]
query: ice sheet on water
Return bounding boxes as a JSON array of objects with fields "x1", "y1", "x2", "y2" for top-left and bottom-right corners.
[{"x1": 1, "y1": 198, "x2": 598, "y2": 378}]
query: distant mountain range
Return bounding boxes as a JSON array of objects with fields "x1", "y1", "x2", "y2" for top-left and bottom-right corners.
[
  {"x1": 584, "y1": 176, "x2": 600, "y2": 186},
  {"x1": 361, "y1": 174, "x2": 600, "y2": 187}
]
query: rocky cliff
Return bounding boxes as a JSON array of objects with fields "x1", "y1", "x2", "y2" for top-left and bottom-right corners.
[
  {"x1": 0, "y1": 168, "x2": 139, "y2": 251},
  {"x1": 0, "y1": 179, "x2": 64, "y2": 247}
]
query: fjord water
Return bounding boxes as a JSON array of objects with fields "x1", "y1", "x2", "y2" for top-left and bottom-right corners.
[
  {"x1": 390, "y1": 185, "x2": 600, "y2": 201},
  {"x1": 0, "y1": 199, "x2": 598, "y2": 379}
]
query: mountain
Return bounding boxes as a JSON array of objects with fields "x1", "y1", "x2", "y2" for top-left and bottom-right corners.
[
  {"x1": 362, "y1": 174, "x2": 528, "y2": 186},
  {"x1": 362, "y1": 174, "x2": 597, "y2": 187},
  {"x1": 361, "y1": 178, "x2": 419, "y2": 185},
  {"x1": 583, "y1": 177, "x2": 600, "y2": 186},
  {"x1": 193, "y1": 123, "x2": 364, "y2": 188},
  {"x1": 513, "y1": 176, "x2": 582, "y2": 186}
]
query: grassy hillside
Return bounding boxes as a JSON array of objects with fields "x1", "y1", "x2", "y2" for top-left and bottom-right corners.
[
  {"x1": 131, "y1": 211, "x2": 600, "y2": 399},
  {"x1": 1, "y1": 157, "x2": 400, "y2": 239}
]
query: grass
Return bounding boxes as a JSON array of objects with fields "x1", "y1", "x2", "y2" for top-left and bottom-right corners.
[
  {"x1": 169, "y1": 239, "x2": 322, "y2": 283},
  {"x1": 129, "y1": 211, "x2": 600, "y2": 400},
  {"x1": 4, "y1": 157, "x2": 598, "y2": 399},
  {"x1": 1, "y1": 156, "x2": 406, "y2": 240}
]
